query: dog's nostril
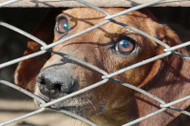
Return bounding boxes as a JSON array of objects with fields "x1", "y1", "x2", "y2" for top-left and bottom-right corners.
[
  {"x1": 37, "y1": 75, "x2": 46, "y2": 85},
  {"x1": 54, "y1": 83, "x2": 62, "y2": 90},
  {"x1": 41, "y1": 78, "x2": 46, "y2": 85}
]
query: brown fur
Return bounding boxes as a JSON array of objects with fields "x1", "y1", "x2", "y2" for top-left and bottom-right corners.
[{"x1": 15, "y1": 8, "x2": 190, "y2": 126}]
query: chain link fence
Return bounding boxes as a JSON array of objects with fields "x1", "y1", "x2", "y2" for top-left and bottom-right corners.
[{"x1": 0, "y1": 0, "x2": 190, "y2": 126}]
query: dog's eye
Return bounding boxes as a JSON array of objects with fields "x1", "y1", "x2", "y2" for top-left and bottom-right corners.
[
  {"x1": 115, "y1": 37, "x2": 136, "y2": 55},
  {"x1": 56, "y1": 16, "x2": 69, "y2": 34}
]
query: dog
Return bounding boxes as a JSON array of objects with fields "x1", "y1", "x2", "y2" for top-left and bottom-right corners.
[{"x1": 15, "y1": 8, "x2": 190, "y2": 126}]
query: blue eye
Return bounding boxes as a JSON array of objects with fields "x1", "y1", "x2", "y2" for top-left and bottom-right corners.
[
  {"x1": 63, "y1": 22, "x2": 69, "y2": 30},
  {"x1": 115, "y1": 37, "x2": 136, "y2": 54},
  {"x1": 56, "y1": 16, "x2": 69, "y2": 34}
]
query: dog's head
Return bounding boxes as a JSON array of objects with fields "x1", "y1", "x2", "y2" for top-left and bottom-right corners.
[{"x1": 15, "y1": 8, "x2": 190, "y2": 125}]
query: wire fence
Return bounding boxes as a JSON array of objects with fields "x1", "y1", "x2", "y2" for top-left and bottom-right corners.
[{"x1": 0, "y1": 0, "x2": 190, "y2": 126}]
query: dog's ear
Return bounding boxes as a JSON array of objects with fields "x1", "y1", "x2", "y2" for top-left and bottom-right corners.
[
  {"x1": 134, "y1": 25, "x2": 190, "y2": 125},
  {"x1": 139, "y1": 25, "x2": 182, "y2": 88},
  {"x1": 14, "y1": 10, "x2": 60, "y2": 92}
]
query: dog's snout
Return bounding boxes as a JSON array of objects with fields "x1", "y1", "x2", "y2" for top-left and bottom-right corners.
[{"x1": 37, "y1": 66, "x2": 75, "y2": 99}]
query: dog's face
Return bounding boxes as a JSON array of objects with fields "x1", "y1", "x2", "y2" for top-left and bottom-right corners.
[
  {"x1": 34, "y1": 8, "x2": 160, "y2": 116},
  {"x1": 15, "y1": 8, "x2": 190, "y2": 126}
]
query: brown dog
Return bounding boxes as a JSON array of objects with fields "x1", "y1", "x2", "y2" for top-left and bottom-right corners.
[{"x1": 15, "y1": 8, "x2": 190, "y2": 126}]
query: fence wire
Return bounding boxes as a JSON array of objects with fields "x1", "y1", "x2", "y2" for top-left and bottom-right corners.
[{"x1": 0, "y1": 0, "x2": 190, "y2": 126}]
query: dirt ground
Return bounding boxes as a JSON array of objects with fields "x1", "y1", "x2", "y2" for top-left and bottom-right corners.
[{"x1": 0, "y1": 87, "x2": 88, "y2": 126}]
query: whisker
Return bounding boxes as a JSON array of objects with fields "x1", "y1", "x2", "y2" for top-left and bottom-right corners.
[{"x1": 86, "y1": 98, "x2": 97, "y2": 114}]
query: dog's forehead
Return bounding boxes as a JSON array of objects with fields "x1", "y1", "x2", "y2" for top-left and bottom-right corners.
[
  {"x1": 62, "y1": 8, "x2": 150, "y2": 27},
  {"x1": 54, "y1": 8, "x2": 158, "y2": 47},
  {"x1": 62, "y1": 8, "x2": 149, "y2": 19},
  {"x1": 60, "y1": 8, "x2": 156, "y2": 34}
]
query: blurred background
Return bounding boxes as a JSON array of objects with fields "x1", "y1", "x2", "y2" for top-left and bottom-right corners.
[{"x1": 0, "y1": 8, "x2": 190, "y2": 126}]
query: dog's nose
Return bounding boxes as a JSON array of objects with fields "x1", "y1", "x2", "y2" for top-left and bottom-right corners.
[{"x1": 37, "y1": 66, "x2": 75, "y2": 99}]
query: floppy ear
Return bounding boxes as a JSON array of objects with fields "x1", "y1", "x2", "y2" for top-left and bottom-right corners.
[
  {"x1": 132, "y1": 25, "x2": 190, "y2": 125},
  {"x1": 14, "y1": 10, "x2": 60, "y2": 92}
]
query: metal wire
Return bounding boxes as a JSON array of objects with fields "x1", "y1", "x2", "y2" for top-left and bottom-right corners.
[
  {"x1": 41, "y1": 20, "x2": 110, "y2": 50},
  {"x1": 122, "y1": 108, "x2": 167, "y2": 126},
  {"x1": 0, "y1": 0, "x2": 190, "y2": 126},
  {"x1": 0, "y1": 21, "x2": 47, "y2": 47},
  {"x1": 105, "y1": 0, "x2": 165, "y2": 20},
  {"x1": 102, "y1": 52, "x2": 171, "y2": 79},
  {"x1": 73, "y1": 0, "x2": 111, "y2": 16},
  {"x1": 53, "y1": 108, "x2": 97, "y2": 126},
  {"x1": 164, "y1": 40, "x2": 190, "y2": 52},
  {"x1": 0, "y1": 80, "x2": 45, "y2": 104},
  {"x1": 40, "y1": 79, "x2": 109, "y2": 108},
  {"x1": 0, "y1": 50, "x2": 46, "y2": 69},
  {"x1": 0, "y1": 108, "x2": 46, "y2": 126},
  {"x1": 160, "y1": 95, "x2": 190, "y2": 108},
  {"x1": 0, "y1": 0, "x2": 21, "y2": 7}
]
